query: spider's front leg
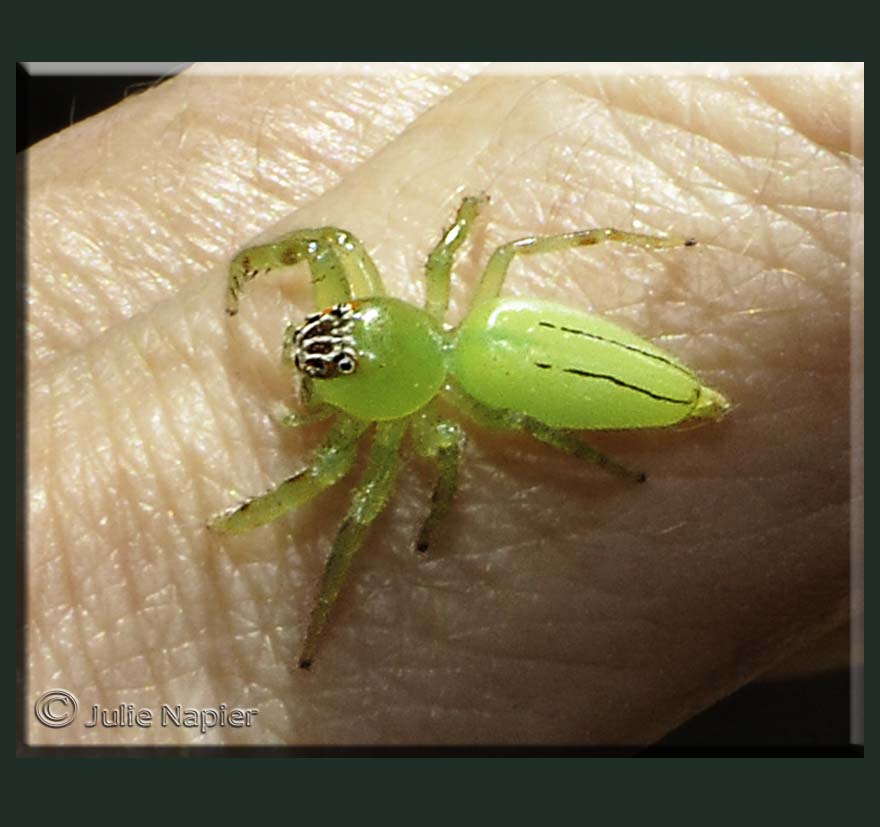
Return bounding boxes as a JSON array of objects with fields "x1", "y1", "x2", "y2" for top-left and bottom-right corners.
[
  {"x1": 226, "y1": 226, "x2": 385, "y2": 315},
  {"x1": 424, "y1": 194, "x2": 489, "y2": 322},
  {"x1": 208, "y1": 416, "x2": 369, "y2": 534},
  {"x1": 298, "y1": 419, "x2": 408, "y2": 669},
  {"x1": 472, "y1": 227, "x2": 695, "y2": 307}
]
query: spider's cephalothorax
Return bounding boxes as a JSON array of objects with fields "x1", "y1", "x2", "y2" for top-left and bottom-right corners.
[
  {"x1": 293, "y1": 303, "x2": 360, "y2": 379},
  {"x1": 213, "y1": 195, "x2": 729, "y2": 668},
  {"x1": 298, "y1": 297, "x2": 447, "y2": 422}
]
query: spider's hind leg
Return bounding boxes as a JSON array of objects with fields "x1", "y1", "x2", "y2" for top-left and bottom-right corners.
[
  {"x1": 445, "y1": 385, "x2": 645, "y2": 483},
  {"x1": 472, "y1": 227, "x2": 694, "y2": 308},
  {"x1": 521, "y1": 417, "x2": 646, "y2": 483},
  {"x1": 411, "y1": 408, "x2": 466, "y2": 553}
]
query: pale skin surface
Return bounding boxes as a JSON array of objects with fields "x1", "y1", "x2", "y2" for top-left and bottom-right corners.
[{"x1": 26, "y1": 64, "x2": 863, "y2": 746}]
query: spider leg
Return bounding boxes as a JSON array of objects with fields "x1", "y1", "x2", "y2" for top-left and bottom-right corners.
[
  {"x1": 471, "y1": 227, "x2": 694, "y2": 307},
  {"x1": 424, "y1": 194, "x2": 489, "y2": 322},
  {"x1": 277, "y1": 405, "x2": 335, "y2": 428},
  {"x1": 410, "y1": 407, "x2": 466, "y2": 553},
  {"x1": 519, "y1": 418, "x2": 646, "y2": 483},
  {"x1": 226, "y1": 226, "x2": 385, "y2": 315},
  {"x1": 270, "y1": 354, "x2": 336, "y2": 427},
  {"x1": 208, "y1": 416, "x2": 370, "y2": 534},
  {"x1": 445, "y1": 385, "x2": 645, "y2": 483},
  {"x1": 298, "y1": 419, "x2": 407, "y2": 669}
]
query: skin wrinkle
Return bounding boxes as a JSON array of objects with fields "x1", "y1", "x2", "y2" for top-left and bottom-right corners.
[
  {"x1": 126, "y1": 339, "x2": 209, "y2": 719},
  {"x1": 155, "y1": 315, "x2": 230, "y2": 533},
  {"x1": 90, "y1": 342, "x2": 168, "y2": 717},
  {"x1": 154, "y1": 386, "x2": 283, "y2": 736},
  {"x1": 26, "y1": 68, "x2": 859, "y2": 745},
  {"x1": 609, "y1": 102, "x2": 843, "y2": 268},
  {"x1": 218, "y1": 331, "x2": 287, "y2": 498},
  {"x1": 744, "y1": 76, "x2": 862, "y2": 161},
  {"x1": 54, "y1": 357, "x2": 111, "y2": 717},
  {"x1": 480, "y1": 82, "x2": 585, "y2": 186},
  {"x1": 30, "y1": 382, "x2": 68, "y2": 689},
  {"x1": 581, "y1": 75, "x2": 711, "y2": 144},
  {"x1": 603, "y1": 81, "x2": 851, "y2": 247},
  {"x1": 110, "y1": 333, "x2": 211, "y2": 730},
  {"x1": 28, "y1": 253, "x2": 101, "y2": 347},
  {"x1": 201, "y1": 334, "x2": 269, "y2": 511},
  {"x1": 194, "y1": 482, "x2": 282, "y2": 708},
  {"x1": 136, "y1": 585, "x2": 182, "y2": 681},
  {"x1": 28, "y1": 67, "x2": 482, "y2": 373},
  {"x1": 544, "y1": 119, "x2": 611, "y2": 219},
  {"x1": 69, "y1": 416, "x2": 130, "y2": 683}
]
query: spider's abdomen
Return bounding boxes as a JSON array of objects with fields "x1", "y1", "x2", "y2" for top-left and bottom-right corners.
[
  {"x1": 451, "y1": 298, "x2": 727, "y2": 430},
  {"x1": 309, "y1": 297, "x2": 447, "y2": 421}
]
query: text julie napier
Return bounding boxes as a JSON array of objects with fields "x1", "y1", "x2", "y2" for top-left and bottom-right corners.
[{"x1": 85, "y1": 703, "x2": 258, "y2": 734}]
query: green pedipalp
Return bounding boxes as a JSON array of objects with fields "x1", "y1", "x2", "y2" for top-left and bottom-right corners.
[
  {"x1": 210, "y1": 196, "x2": 729, "y2": 667},
  {"x1": 226, "y1": 227, "x2": 385, "y2": 315}
]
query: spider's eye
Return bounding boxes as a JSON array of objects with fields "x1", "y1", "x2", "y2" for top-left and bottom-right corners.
[
  {"x1": 293, "y1": 302, "x2": 360, "y2": 379},
  {"x1": 335, "y1": 355, "x2": 356, "y2": 375}
]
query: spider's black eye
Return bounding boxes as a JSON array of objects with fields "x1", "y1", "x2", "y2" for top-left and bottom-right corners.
[
  {"x1": 335, "y1": 355, "x2": 356, "y2": 374},
  {"x1": 292, "y1": 302, "x2": 361, "y2": 379}
]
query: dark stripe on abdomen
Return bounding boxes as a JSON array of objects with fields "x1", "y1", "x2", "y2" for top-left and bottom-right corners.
[
  {"x1": 533, "y1": 362, "x2": 693, "y2": 405},
  {"x1": 537, "y1": 320, "x2": 693, "y2": 379}
]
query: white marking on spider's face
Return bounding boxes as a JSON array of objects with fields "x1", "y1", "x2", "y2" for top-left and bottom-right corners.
[{"x1": 292, "y1": 303, "x2": 360, "y2": 379}]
